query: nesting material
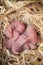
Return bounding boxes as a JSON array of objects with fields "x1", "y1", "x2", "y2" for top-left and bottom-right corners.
[{"x1": 0, "y1": 1, "x2": 43, "y2": 65}]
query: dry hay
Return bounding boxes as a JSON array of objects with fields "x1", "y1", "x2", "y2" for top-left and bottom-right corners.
[{"x1": 0, "y1": 1, "x2": 43, "y2": 65}]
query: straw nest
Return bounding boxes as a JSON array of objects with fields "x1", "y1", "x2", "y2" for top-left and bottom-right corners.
[{"x1": 0, "y1": 1, "x2": 43, "y2": 65}]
